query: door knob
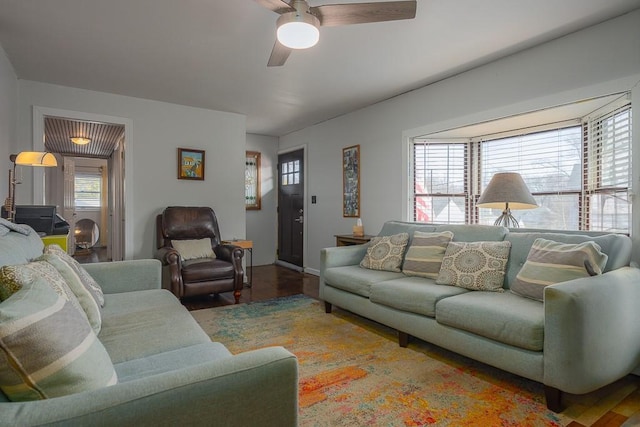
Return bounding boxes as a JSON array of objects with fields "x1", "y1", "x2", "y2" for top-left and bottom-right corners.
[{"x1": 294, "y1": 216, "x2": 304, "y2": 223}]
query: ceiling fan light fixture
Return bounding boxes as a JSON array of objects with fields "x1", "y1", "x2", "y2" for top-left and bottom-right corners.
[
  {"x1": 276, "y1": 11, "x2": 320, "y2": 49},
  {"x1": 70, "y1": 136, "x2": 91, "y2": 145}
]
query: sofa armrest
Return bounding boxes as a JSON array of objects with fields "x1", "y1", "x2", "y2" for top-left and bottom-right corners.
[
  {"x1": 0, "y1": 346, "x2": 298, "y2": 427},
  {"x1": 543, "y1": 267, "x2": 640, "y2": 394},
  {"x1": 82, "y1": 259, "x2": 162, "y2": 294},
  {"x1": 321, "y1": 245, "x2": 369, "y2": 270}
]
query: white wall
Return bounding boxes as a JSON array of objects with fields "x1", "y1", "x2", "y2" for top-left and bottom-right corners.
[
  {"x1": 0, "y1": 45, "x2": 17, "y2": 202},
  {"x1": 280, "y1": 10, "x2": 640, "y2": 272},
  {"x1": 16, "y1": 81, "x2": 246, "y2": 259},
  {"x1": 246, "y1": 133, "x2": 279, "y2": 266}
]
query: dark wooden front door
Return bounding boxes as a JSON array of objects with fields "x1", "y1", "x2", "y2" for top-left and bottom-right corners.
[{"x1": 278, "y1": 149, "x2": 304, "y2": 267}]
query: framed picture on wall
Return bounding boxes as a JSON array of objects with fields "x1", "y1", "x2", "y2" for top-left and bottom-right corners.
[
  {"x1": 342, "y1": 144, "x2": 360, "y2": 217},
  {"x1": 177, "y1": 148, "x2": 205, "y2": 180}
]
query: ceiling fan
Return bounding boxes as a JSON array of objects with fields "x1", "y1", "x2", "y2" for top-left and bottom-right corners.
[{"x1": 254, "y1": 0, "x2": 417, "y2": 66}]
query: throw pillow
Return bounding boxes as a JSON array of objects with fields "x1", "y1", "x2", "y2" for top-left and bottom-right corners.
[
  {"x1": 402, "y1": 231, "x2": 454, "y2": 279},
  {"x1": 43, "y1": 244, "x2": 105, "y2": 307},
  {"x1": 171, "y1": 238, "x2": 216, "y2": 261},
  {"x1": 511, "y1": 238, "x2": 608, "y2": 301},
  {"x1": 0, "y1": 280, "x2": 118, "y2": 401},
  {"x1": 40, "y1": 253, "x2": 102, "y2": 334},
  {"x1": 360, "y1": 233, "x2": 409, "y2": 272},
  {"x1": 436, "y1": 241, "x2": 511, "y2": 291},
  {"x1": 0, "y1": 261, "x2": 90, "y2": 325}
]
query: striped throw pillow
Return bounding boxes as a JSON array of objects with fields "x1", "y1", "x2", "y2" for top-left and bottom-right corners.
[
  {"x1": 40, "y1": 253, "x2": 103, "y2": 334},
  {"x1": 402, "y1": 231, "x2": 454, "y2": 279},
  {"x1": 0, "y1": 280, "x2": 117, "y2": 401},
  {"x1": 44, "y1": 244, "x2": 104, "y2": 307},
  {"x1": 511, "y1": 238, "x2": 608, "y2": 301}
]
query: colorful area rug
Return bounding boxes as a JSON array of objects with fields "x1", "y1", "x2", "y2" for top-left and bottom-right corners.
[{"x1": 191, "y1": 295, "x2": 569, "y2": 426}]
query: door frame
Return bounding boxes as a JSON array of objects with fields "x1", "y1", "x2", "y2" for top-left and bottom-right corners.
[
  {"x1": 32, "y1": 106, "x2": 134, "y2": 260},
  {"x1": 276, "y1": 144, "x2": 308, "y2": 272}
]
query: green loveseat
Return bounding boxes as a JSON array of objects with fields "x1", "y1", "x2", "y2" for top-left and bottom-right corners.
[
  {"x1": 320, "y1": 221, "x2": 640, "y2": 412},
  {"x1": 0, "y1": 225, "x2": 298, "y2": 426}
]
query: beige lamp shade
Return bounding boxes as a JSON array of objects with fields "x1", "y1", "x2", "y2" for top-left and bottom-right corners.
[
  {"x1": 14, "y1": 151, "x2": 58, "y2": 167},
  {"x1": 477, "y1": 172, "x2": 537, "y2": 210}
]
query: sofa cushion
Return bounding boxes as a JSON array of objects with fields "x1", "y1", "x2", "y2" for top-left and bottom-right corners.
[
  {"x1": 115, "y1": 342, "x2": 231, "y2": 382},
  {"x1": 43, "y1": 244, "x2": 105, "y2": 307},
  {"x1": 99, "y1": 289, "x2": 211, "y2": 363},
  {"x1": 0, "y1": 224, "x2": 44, "y2": 267},
  {"x1": 40, "y1": 253, "x2": 103, "y2": 334},
  {"x1": 324, "y1": 265, "x2": 404, "y2": 298},
  {"x1": 0, "y1": 280, "x2": 117, "y2": 401},
  {"x1": 402, "y1": 231, "x2": 454, "y2": 279},
  {"x1": 360, "y1": 233, "x2": 409, "y2": 272},
  {"x1": 435, "y1": 224, "x2": 509, "y2": 242},
  {"x1": 0, "y1": 261, "x2": 90, "y2": 326},
  {"x1": 435, "y1": 241, "x2": 511, "y2": 291},
  {"x1": 171, "y1": 238, "x2": 215, "y2": 261},
  {"x1": 435, "y1": 291, "x2": 544, "y2": 351},
  {"x1": 510, "y1": 238, "x2": 608, "y2": 301},
  {"x1": 370, "y1": 276, "x2": 468, "y2": 317}
]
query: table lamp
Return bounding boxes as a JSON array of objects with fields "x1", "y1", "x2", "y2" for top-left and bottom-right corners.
[{"x1": 477, "y1": 172, "x2": 537, "y2": 228}]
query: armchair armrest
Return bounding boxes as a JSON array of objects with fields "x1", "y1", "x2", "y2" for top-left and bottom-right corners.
[
  {"x1": 543, "y1": 267, "x2": 640, "y2": 394},
  {"x1": 215, "y1": 244, "x2": 244, "y2": 264},
  {"x1": 82, "y1": 259, "x2": 162, "y2": 294},
  {"x1": 0, "y1": 346, "x2": 298, "y2": 427}
]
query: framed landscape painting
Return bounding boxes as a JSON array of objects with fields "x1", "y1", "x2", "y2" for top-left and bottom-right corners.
[
  {"x1": 342, "y1": 145, "x2": 360, "y2": 217},
  {"x1": 178, "y1": 148, "x2": 205, "y2": 180}
]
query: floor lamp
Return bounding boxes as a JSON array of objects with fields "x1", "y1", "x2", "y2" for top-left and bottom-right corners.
[
  {"x1": 477, "y1": 172, "x2": 537, "y2": 228},
  {"x1": 4, "y1": 152, "x2": 58, "y2": 222}
]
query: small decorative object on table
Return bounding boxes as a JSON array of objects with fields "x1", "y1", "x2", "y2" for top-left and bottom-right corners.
[{"x1": 352, "y1": 218, "x2": 364, "y2": 237}]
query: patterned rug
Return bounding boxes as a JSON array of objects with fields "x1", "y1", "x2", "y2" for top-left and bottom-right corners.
[{"x1": 191, "y1": 295, "x2": 569, "y2": 426}]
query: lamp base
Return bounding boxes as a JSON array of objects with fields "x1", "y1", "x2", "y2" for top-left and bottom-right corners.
[{"x1": 493, "y1": 209, "x2": 520, "y2": 228}]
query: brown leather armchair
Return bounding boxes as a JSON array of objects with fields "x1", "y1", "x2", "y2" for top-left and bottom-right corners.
[{"x1": 155, "y1": 206, "x2": 244, "y2": 303}]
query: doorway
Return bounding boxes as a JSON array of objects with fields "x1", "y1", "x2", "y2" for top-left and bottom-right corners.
[
  {"x1": 277, "y1": 149, "x2": 305, "y2": 269},
  {"x1": 32, "y1": 107, "x2": 131, "y2": 260}
]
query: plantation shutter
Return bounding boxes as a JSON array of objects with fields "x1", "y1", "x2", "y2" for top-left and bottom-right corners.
[
  {"x1": 412, "y1": 141, "x2": 468, "y2": 223},
  {"x1": 75, "y1": 172, "x2": 102, "y2": 208}
]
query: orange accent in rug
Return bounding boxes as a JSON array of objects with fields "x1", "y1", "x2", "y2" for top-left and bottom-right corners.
[{"x1": 300, "y1": 365, "x2": 368, "y2": 407}]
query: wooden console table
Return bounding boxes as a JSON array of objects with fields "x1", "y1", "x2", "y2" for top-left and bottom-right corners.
[{"x1": 335, "y1": 234, "x2": 374, "y2": 246}]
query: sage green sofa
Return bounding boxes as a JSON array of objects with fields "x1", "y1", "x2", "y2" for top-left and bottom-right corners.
[
  {"x1": 320, "y1": 221, "x2": 640, "y2": 412},
  {"x1": 0, "y1": 225, "x2": 298, "y2": 426}
]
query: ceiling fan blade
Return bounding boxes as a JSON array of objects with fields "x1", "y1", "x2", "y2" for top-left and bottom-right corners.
[
  {"x1": 311, "y1": 1, "x2": 417, "y2": 27},
  {"x1": 254, "y1": 0, "x2": 295, "y2": 14},
  {"x1": 267, "y1": 40, "x2": 293, "y2": 67}
]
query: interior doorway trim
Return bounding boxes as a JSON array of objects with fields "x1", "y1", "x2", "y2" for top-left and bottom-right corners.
[
  {"x1": 32, "y1": 106, "x2": 134, "y2": 260},
  {"x1": 277, "y1": 144, "x2": 308, "y2": 271}
]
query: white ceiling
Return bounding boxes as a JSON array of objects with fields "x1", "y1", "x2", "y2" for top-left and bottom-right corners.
[{"x1": 0, "y1": 0, "x2": 639, "y2": 137}]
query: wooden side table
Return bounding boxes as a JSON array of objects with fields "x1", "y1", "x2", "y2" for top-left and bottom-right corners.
[
  {"x1": 222, "y1": 240, "x2": 253, "y2": 287},
  {"x1": 335, "y1": 234, "x2": 374, "y2": 246}
]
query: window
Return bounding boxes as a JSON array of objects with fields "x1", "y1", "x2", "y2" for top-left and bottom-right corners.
[
  {"x1": 410, "y1": 98, "x2": 632, "y2": 233},
  {"x1": 75, "y1": 173, "x2": 102, "y2": 208},
  {"x1": 281, "y1": 159, "x2": 300, "y2": 186},
  {"x1": 245, "y1": 151, "x2": 261, "y2": 210}
]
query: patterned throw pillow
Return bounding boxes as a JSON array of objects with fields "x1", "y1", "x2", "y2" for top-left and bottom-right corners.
[
  {"x1": 0, "y1": 280, "x2": 117, "y2": 401},
  {"x1": 511, "y1": 238, "x2": 608, "y2": 301},
  {"x1": 44, "y1": 244, "x2": 105, "y2": 307},
  {"x1": 402, "y1": 231, "x2": 454, "y2": 279},
  {"x1": 171, "y1": 238, "x2": 216, "y2": 261},
  {"x1": 360, "y1": 233, "x2": 409, "y2": 272},
  {"x1": 0, "y1": 261, "x2": 90, "y2": 325},
  {"x1": 40, "y1": 253, "x2": 103, "y2": 334},
  {"x1": 436, "y1": 241, "x2": 511, "y2": 291}
]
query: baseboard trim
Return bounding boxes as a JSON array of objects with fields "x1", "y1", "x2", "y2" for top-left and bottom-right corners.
[{"x1": 275, "y1": 260, "x2": 303, "y2": 272}]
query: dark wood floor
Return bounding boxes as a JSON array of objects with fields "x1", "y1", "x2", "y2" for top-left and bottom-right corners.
[{"x1": 180, "y1": 264, "x2": 320, "y2": 310}]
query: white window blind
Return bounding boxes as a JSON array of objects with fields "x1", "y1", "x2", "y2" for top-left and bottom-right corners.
[
  {"x1": 75, "y1": 173, "x2": 102, "y2": 208},
  {"x1": 585, "y1": 104, "x2": 632, "y2": 233},
  {"x1": 479, "y1": 126, "x2": 582, "y2": 229},
  {"x1": 412, "y1": 142, "x2": 468, "y2": 223}
]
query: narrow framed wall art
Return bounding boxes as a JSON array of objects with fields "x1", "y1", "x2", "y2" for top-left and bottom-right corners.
[{"x1": 342, "y1": 144, "x2": 360, "y2": 217}]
